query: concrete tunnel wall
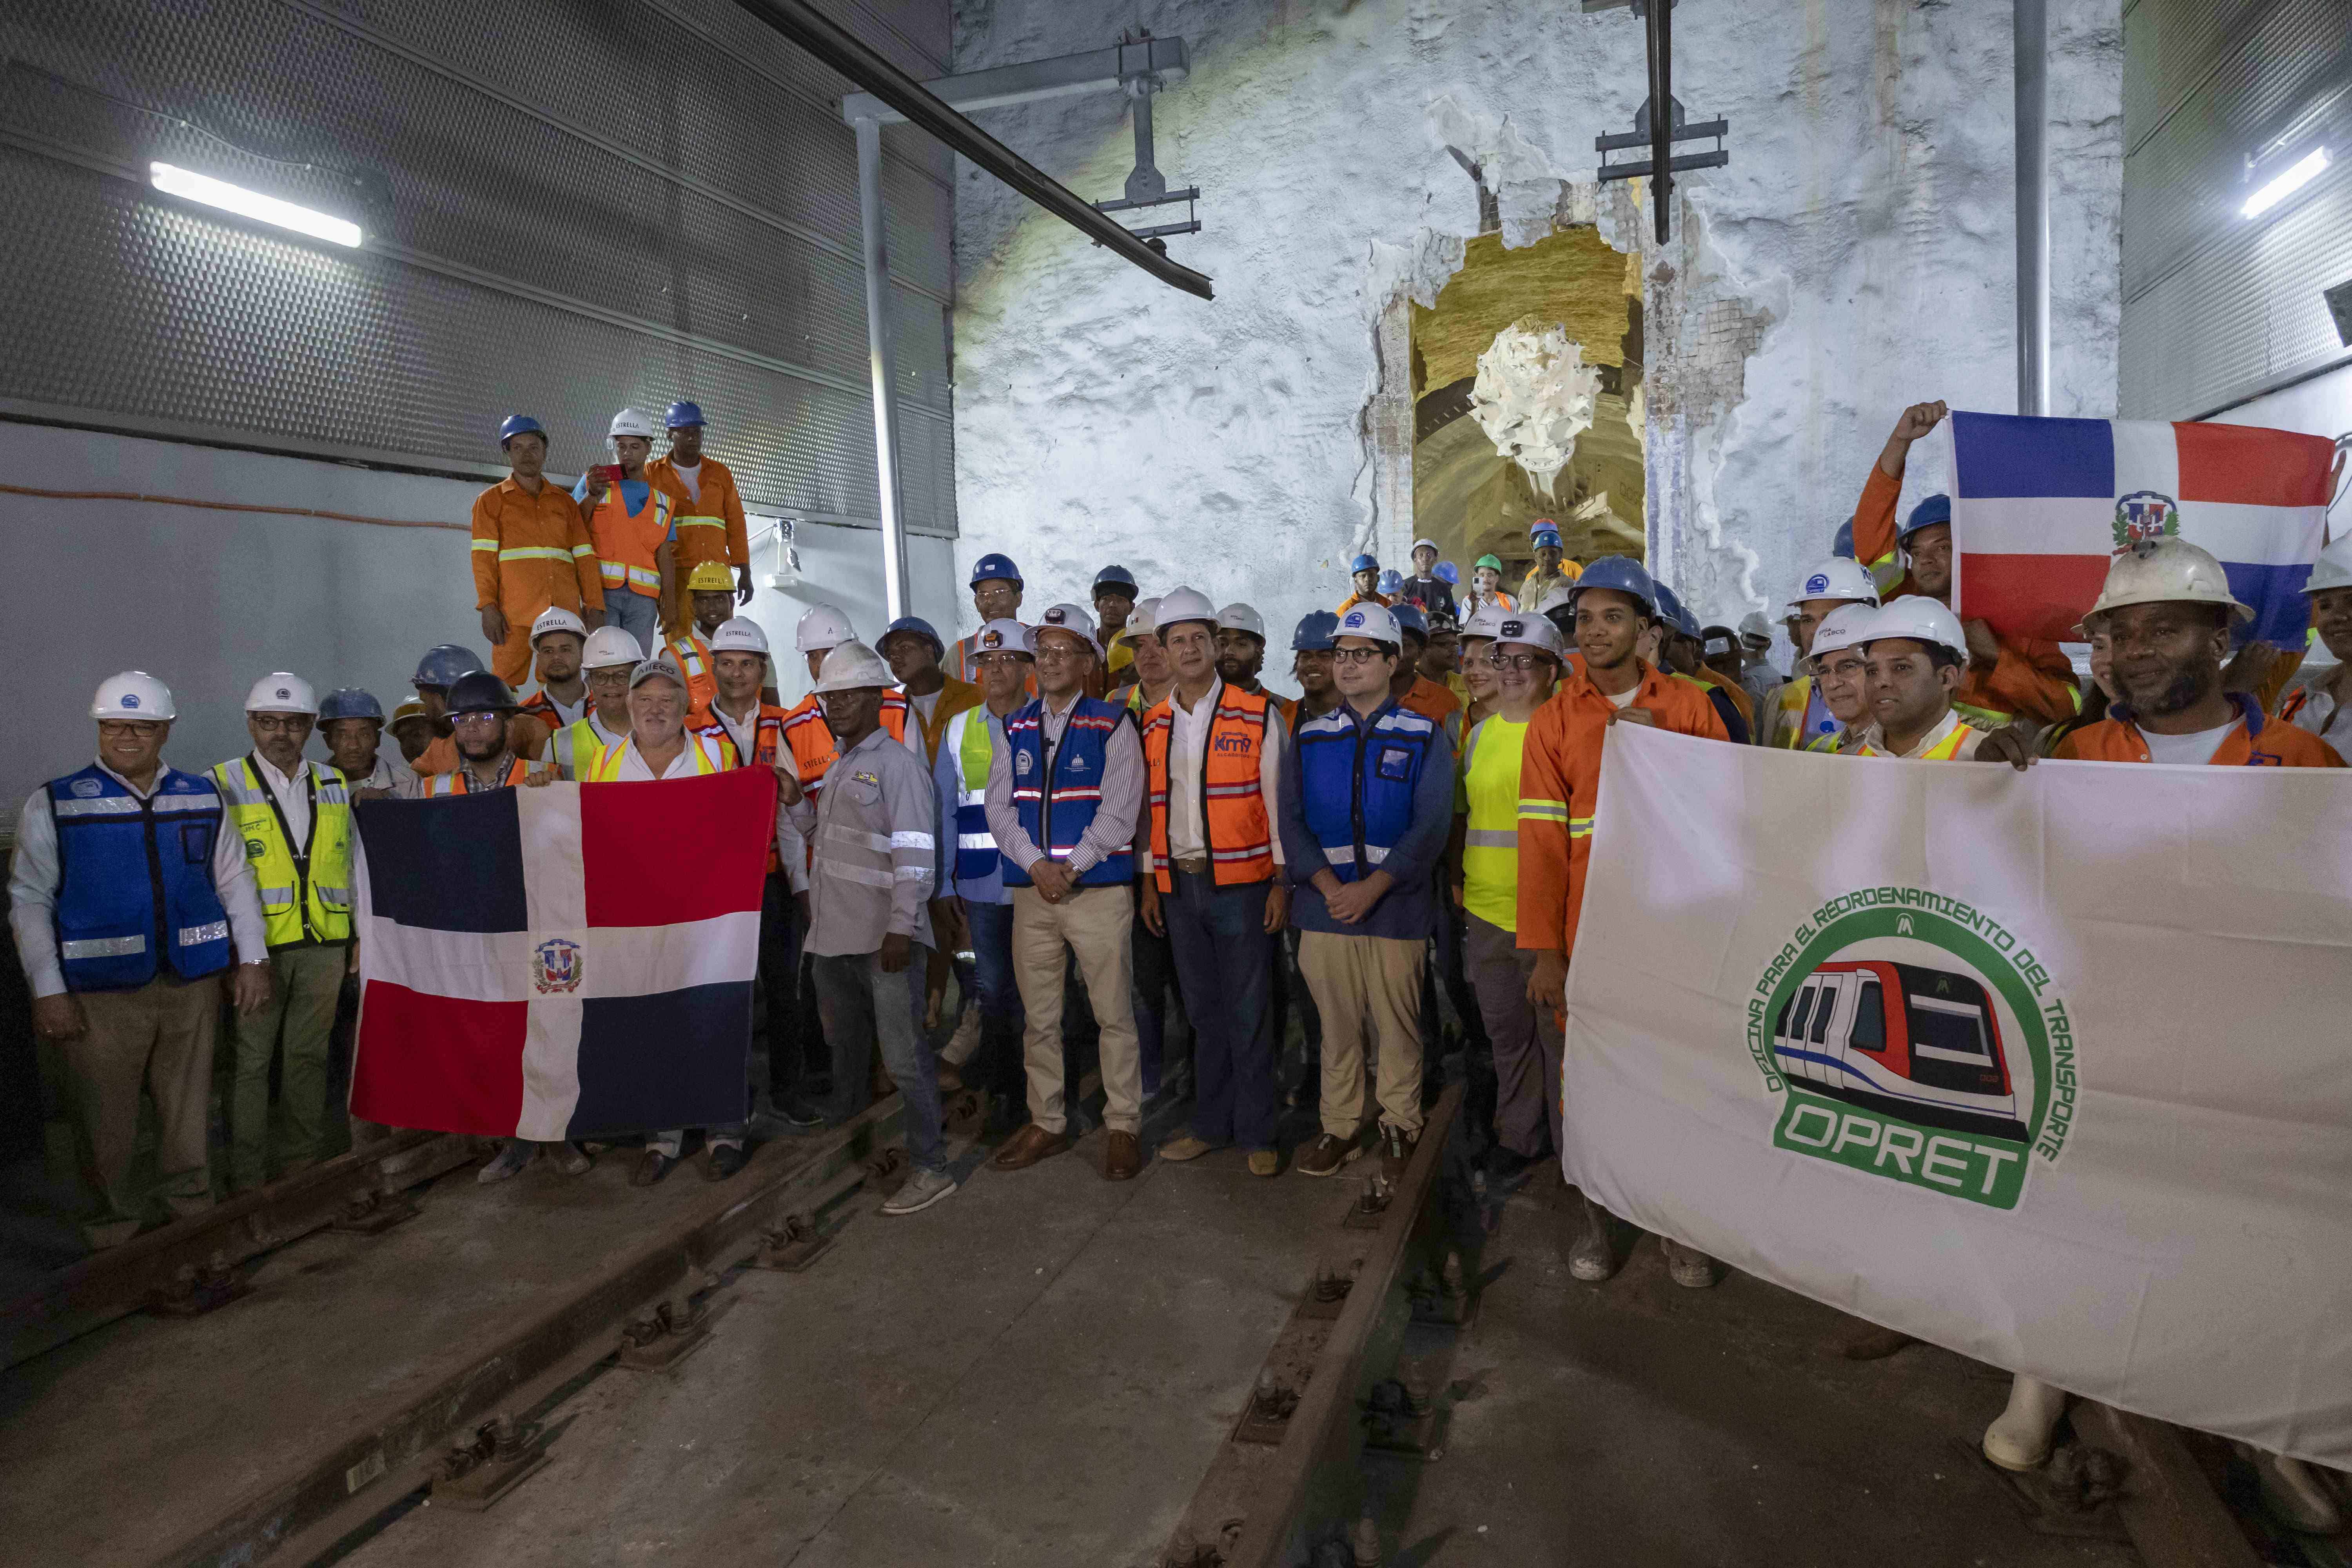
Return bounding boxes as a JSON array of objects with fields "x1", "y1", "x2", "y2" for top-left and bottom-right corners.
[{"x1": 945, "y1": 0, "x2": 2124, "y2": 671}]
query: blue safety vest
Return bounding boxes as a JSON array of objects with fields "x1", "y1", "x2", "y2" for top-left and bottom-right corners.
[
  {"x1": 1002, "y1": 696, "x2": 1134, "y2": 888},
  {"x1": 45, "y1": 764, "x2": 235, "y2": 991},
  {"x1": 1294, "y1": 701, "x2": 1439, "y2": 882}
]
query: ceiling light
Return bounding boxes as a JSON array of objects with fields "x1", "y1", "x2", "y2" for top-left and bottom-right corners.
[
  {"x1": 149, "y1": 162, "x2": 361, "y2": 247},
  {"x1": 2241, "y1": 148, "x2": 2328, "y2": 220}
]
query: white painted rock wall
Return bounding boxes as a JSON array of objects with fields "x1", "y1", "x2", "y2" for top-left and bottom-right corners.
[{"x1": 947, "y1": 0, "x2": 2121, "y2": 667}]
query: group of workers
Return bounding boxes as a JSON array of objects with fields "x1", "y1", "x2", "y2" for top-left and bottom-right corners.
[{"x1": 11, "y1": 397, "x2": 2348, "y2": 1524}]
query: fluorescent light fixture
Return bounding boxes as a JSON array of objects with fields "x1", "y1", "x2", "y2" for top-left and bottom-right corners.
[
  {"x1": 149, "y1": 162, "x2": 361, "y2": 247},
  {"x1": 2241, "y1": 147, "x2": 2328, "y2": 220}
]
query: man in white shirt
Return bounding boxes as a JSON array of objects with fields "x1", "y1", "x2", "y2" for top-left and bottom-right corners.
[
  {"x1": 548, "y1": 626, "x2": 644, "y2": 778},
  {"x1": 318, "y1": 688, "x2": 419, "y2": 800}
]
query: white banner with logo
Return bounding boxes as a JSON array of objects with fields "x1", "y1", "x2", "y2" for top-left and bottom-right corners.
[{"x1": 1561, "y1": 726, "x2": 2352, "y2": 1464}]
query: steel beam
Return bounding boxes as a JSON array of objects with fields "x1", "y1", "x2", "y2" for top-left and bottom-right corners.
[
  {"x1": 856, "y1": 114, "x2": 911, "y2": 619},
  {"x1": 2014, "y1": 0, "x2": 2051, "y2": 416},
  {"x1": 839, "y1": 36, "x2": 1190, "y2": 125}
]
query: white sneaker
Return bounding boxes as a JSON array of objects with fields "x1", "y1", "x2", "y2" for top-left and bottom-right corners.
[
  {"x1": 1983, "y1": 1374, "x2": 2068, "y2": 1471},
  {"x1": 881, "y1": 1168, "x2": 958, "y2": 1216},
  {"x1": 2248, "y1": 1449, "x2": 2345, "y2": 1534},
  {"x1": 477, "y1": 1140, "x2": 533, "y2": 1183},
  {"x1": 940, "y1": 1001, "x2": 983, "y2": 1067}
]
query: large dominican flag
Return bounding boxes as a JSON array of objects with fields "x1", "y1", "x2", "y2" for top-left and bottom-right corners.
[
  {"x1": 349, "y1": 769, "x2": 778, "y2": 1140},
  {"x1": 1947, "y1": 412, "x2": 2336, "y2": 646}
]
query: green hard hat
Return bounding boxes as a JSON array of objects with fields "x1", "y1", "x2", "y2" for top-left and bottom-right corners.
[{"x1": 1475, "y1": 553, "x2": 1504, "y2": 572}]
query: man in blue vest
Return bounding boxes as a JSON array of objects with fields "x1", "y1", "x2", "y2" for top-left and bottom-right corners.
[
  {"x1": 1278, "y1": 603, "x2": 1457, "y2": 1183},
  {"x1": 10, "y1": 672, "x2": 273, "y2": 1249},
  {"x1": 983, "y1": 603, "x2": 1148, "y2": 1181}
]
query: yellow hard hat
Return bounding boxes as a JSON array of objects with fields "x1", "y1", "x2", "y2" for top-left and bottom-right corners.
[{"x1": 686, "y1": 561, "x2": 735, "y2": 593}]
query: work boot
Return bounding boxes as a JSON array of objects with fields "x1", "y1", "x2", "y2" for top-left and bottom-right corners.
[
  {"x1": 631, "y1": 1149, "x2": 677, "y2": 1188},
  {"x1": 1661, "y1": 1237, "x2": 1719, "y2": 1289},
  {"x1": 1379, "y1": 1124, "x2": 1419, "y2": 1185},
  {"x1": 477, "y1": 1139, "x2": 534, "y2": 1184},
  {"x1": 882, "y1": 1167, "x2": 958, "y2": 1216},
  {"x1": 703, "y1": 1143, "x2": 750, "y2": 1181},
  {"x1": 991, "y1": 1123, "x2": 1071, "y2": 1171},
  {"x1": 551, "y1": 1142, "x2": 593, "y2": 1176},
  {"x1": 1158, "y1": 1133, "x2": 1222, "y2": 1162},
  {"x1": 1982, "y1": 1374, "x2": 2068, "y2": 1471},
  {"x1": 1568, "y1": 1196, "x2": 1617, "y2": 1281},
  {"x1": 1103, "y1": 1131, "x2": 1142, "y2": 1181},
  {"x1": 940, "y1": 1000, "x2": 982, "y2": 1068},
  {"x1": 1296, "y1": 1132, "x2": 1362, "y2": 1178},
  {"x1": 2245, "y1": 1448, "x2": 2345, "y2": 1535},
  {"x1": 1247, "y1": 1149, "x2": 1280, "y2": 1178}
]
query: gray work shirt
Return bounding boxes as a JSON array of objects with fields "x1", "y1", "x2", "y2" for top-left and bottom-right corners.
[
  {"x1": 982, "y1": 691, "x2": 1144, "y2": 875},
  {"x1": 784, "y1": 726, "x2": 937, "y2": 956}
]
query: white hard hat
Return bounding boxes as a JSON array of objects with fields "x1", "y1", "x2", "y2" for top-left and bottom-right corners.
[
  {"x1": 1334, "y1": 602, "x2": 1403, "y2": 645},
  {"x1": 812, "y1": 640, "x2": 895, "y2": 694},
  {"x1": 1784, "y1": 557, "x2": 1881, "y2": 617},
  {"x1": 1032, "y1": 603, "x2": 1100, "y2": 654},
  {"x1": 244, "y1": 671, "x2": 318, "y2": 715},
  {"x1": 973, "y1": 618, "x2": 1033, "y2": 657},
  {"x1": 1217, "y1": 602, "x2": 1267, "y2": 640},
  {"x1": 1152, "y1": 587, "x2": 1217, "y2": 631},
  {"x1": 1738, "y1": 610, "x2": 1775, "y2": 644},
  {"x1": 92, "y1": 670, "x2": 176, "y2": 721},
  {"x1": 2304, "y1": 534, "x2": 2352, "y2": 597},
  {"x1": 1459, "y1": 602, "x2": 1511, "y2": 642},
  {"x1": 582, "y1": 625, "x2": 646, "y2": 669},
  {"x1": 1411, "y1": 537, "x2": 1440, "y2": 554},
  {"x1": 710, "y1": 617, "x2": 769, "y2": 655},
  {"x1": 1858, "y1": 596, "x2": 1969, "y2": 660},
  {"x1": 1129, "y1": 596, "x2": 1163, "y2": 637},
  {"x1": 1807, "y1": 601, "x2": 1878, "y2": 666},
  {"x1": 608, "y1": 406, "x2": 661, "y2": 440},
  {"x1": 530, "y1": 606, "x2": 588, "y2": 644},
  {"x1": 2085, "y1": 537, "x2": 2252, "y2": 626},
  {"x1": 1492, "y1": 610, "x2": 1567, "y2": 657},
  {"x1": 795, "y1": 603, "x2": 856, "y2": 653}
]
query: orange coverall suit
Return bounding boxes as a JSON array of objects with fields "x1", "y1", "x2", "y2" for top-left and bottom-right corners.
[
  {"x1": 470, "y1": 477, "x2": 606, "y2": 688},
  {"x1": 2052, "y1": 693, "x2": 2345, "y2": 768},
  {"x1": 645, "y1": 453, "x2": 749, "y2": 635}
]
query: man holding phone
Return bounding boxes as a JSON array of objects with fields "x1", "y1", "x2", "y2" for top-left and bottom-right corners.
[{"x1": 575, "y1": 407, "x2": 678, "y2": 653}]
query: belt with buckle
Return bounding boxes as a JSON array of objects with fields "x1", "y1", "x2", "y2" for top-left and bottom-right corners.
[{"x1": 1174, "y1": 855, "x2": 1211, "y2": 877}]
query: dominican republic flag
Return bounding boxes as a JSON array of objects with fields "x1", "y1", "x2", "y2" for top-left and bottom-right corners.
[
  {"x1": 1948, "y1": 412, "x2": 2337, "y2": 646},
  {"x1": 348, "y1": 769, "x2": 777, "y2": 1140}
]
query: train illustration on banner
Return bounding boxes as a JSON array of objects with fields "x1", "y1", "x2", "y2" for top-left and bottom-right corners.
[{"x1": 1769, "y1": 959, "x2": 2031, "y2": 1144}]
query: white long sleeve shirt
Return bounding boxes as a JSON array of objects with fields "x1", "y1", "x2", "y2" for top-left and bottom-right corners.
[
  {"x1": 1155, "y1": 676, "x2": 1287, "y2": 870},
  {"x1": 9, "y1": 759, "x2": 270, "y2": 999}
]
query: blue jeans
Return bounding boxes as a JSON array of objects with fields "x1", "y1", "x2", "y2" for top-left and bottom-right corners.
[
  {"x1": 1132, "y1": 897, "x2": 1181, "y2": 1096},
  {"x1": 1162, "y1": 871, "x2": 1277, "y2": 1150},
  {"x1": 811, "y1": 947, "x2": 944, "y2": 1175},
  {"x1": 964, "y1": 900, "x2": 1024, "y2": 1025},
  {"x1": 603, "y1": 588, "x2": 662, "y2": 654}
]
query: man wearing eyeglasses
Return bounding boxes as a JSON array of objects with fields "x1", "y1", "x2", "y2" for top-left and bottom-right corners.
[{"x1": 950, "y1": 554, "x2": 1032, "y2": 688}]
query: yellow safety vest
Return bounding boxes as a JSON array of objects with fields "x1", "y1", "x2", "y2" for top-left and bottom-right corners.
[
  {"x1": 552, "y1": 716, "x2": 625, "y2": 780},
  {"x1": 1856, "y1": 717, "x2": 1982, "y2": 760},
  {"x1": 209, "y1": 757, "x2": 354, "y2": 949},
  {"x1": 1457, "y1": 715, "x2": 1529, "y2": 933},
  {"x1": 583, "y1": 735, "x2": 728, "y2": 782}
]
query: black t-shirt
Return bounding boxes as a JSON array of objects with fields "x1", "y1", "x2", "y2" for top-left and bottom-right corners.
[{"x1": 1397, "y1": 576, "x2": 1457, "y2": 621}]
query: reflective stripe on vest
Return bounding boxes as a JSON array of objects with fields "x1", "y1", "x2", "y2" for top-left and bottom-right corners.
[
  {"x1": 583, "y1": 735, "x2": 726, "y2": 782},
  {"x1": 1140, "y1": 686, "x2": 1273, "y2": 891},
  {"x1": 950, "y1": 704, "x2": 999, "y2": 882},
  {"x1": 496, "y1": 545, "x2": 575, "y2": 564},
  {"x1": 1857, "y1": 719, "x2": 1981, "y2": 760},
  {"x1": 210, "y1": 757, "x2": 354, "y2": 948},
  {"x1": 1002, "y1": 698, "x2": 1133, "y2": 887},
  {"x1": 1295, "y1": 702, "x2": 1437, "y2": 883},
  {"x1": 46, "y1": 765, "x2": 234, "y2": 990},
  {"x1": 420, "y1": 758, "x2": 532, "y2": 795},
  {"x1": 1459, "y1": 715, "x2": 1528, "y2": 931},
  {"x1": 590, "y1": 482, "x2": 670, "y2": 594}
]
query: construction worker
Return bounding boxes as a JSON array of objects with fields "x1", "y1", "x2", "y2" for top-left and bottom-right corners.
[
  {"x1": 1517, "y1": 557, "x2": 1727, "y2": 1284},
  {"x1": 512, "y1": 607, "x2": 591, "y2": 759},
  {"x1": 1700, "y1": 626, "x2": 1748, "y2": 694},
  {"x1": 1654, "y1": 586, "x2": 1753, "y2": 743},
  {"x1": 644, "y1": 400, "x2": 753, "y2": 633},
  {"x1": 1397, "y1": 538, "x2": 1458, "y2": 620},
  {"x1": 935, "y1": 620, "x2": 1035, "y2": 1134},
  {"x1": 1215, "y1": 602, "x2": 1271, "y2": 697},
  {"x1": 1337, "y1": 554, "x2": 1389, "y2": 613},
  {"x1": 210, "y1": 674, "x2": 354, "y2": 1192},
  {"x1": 1379, "y1": 568, "x2": 1406, "y2": 599},
  {"x1": 1281, "y1": 611, "x2": 1341, "y2": 732},
  {"x1": 11, "y1": 673, "x2": 272, "y2": 1249},
  {"x1": 1140, "y1": 588, "x2": 1289, "y2": 1178},
  {"x1": 1797, "y1": 603, "x2": 1878, "y2": 753},
  {"x1": 471, "y1": 415, "x2": 605, "y2": 690},
  {"x1": 1123, "y1": 597, "x2": 1176, "y2": 717},
  {"x1": 1464, "y1": 554, "x2": 1515, "y2": 617},
  {"x1": 1517, "y1": 526, "x2": 1576, "y2": 612},
  {"x1": 1737, "y1": 610, "x2": 1784, "y2": 715},
  {"x1": 880, "y1": 615, "x2": 980, "y2": 764},
  {"x1": 575, "y1": 407, "x2": 678, "y2": 652},
  {"x1": 1762, "y1": 557, "x2": 1881, "y2": 749},
  {"x1": 1387, "y1": 604, "x2": 1463, "y2": 733},
  {"x1": 1279, "y1": 603, "x2": 1454, "y2": 1181},
  {"x1": 319, "y1": 689, "x2": 416, "y2": 800},
  {"x1": 1452, "y1": 611, "x2": 1567, "y2": 1181},
  {"x1": 408, "y1": 643, "x2": 486, "y2": 779},
  {"x1": 1423, "y1": 608, "x2": 1466, "y2": 708},
  {"x1": 549, "y1": 626, "x2": 644, "y2": 779},
  {"x1": 420, "y1": 673, "x2": 539, "y2": 793},
  {"x1": 1851, "y1": 401, "x2": 2081, "y2": 728},
  {"x1": 780, "y1": 605, "x2": 914, "y2": 799},
  {"x1": 1094, "y1": 565, "x2": 1142, "y2": 685},
  {"x1": 984, "y1": 604, "x2": 1148, "y2": 1182},
  {"x1": 1274, "y1": 612, "x2": 1341, "y2": 1105},
  {"x1": 2046, "y1": 539, "x2": 2343, "y2": 768},
  {"x1": 664, "y1": 560, "x2": 740, "y2": 723},
  {"x1": 951, "y1": 554, "x2": 1027, "y2": 684},
  {"x1": 1455, "y1": 602, "x2": 1506, "y2": 732},
  {"x1": 2279, "y1": 535, "x2": 2352, "y2": 748},
  {"x1": 784, "y1": 642, "x2": 956, "y2": 1216},
  {"x1": 1116, "y1": 597, "x2": 1185, "y2": 1100},
  {"x1": 387, "y1": 698, "x2": 434, "y2": 767}
]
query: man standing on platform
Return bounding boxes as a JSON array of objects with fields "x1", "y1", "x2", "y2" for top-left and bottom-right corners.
[
  {"x1": 471, "y1": 414, "x2": 605, "y2": 691},
  {"x1": 951, "y1": 555, "x2": 1028, "y2": 685},
  {"x1": 575, "y1": 407, "x2": 677, "y2": 653},
  {"x1": 645, "y1": 400, "x2": 752, "y2": 633}
]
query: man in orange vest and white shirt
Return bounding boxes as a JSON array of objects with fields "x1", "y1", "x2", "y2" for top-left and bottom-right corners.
[
  {"x1": 779, "y1": 605, "x2": 914, "y2": 799},
  {"x1": 1138, "y1": 589, "x2": 1290, "y2": 1177},
  {"x1": 574, "y1": 407, "x2": 678, "y2": 655},
  {"x1": 644, "y1": 400, "x2": 751, "y2": 636},
  {"x1": 472, "y1": 415, "x2": 606, "y2": 690}
]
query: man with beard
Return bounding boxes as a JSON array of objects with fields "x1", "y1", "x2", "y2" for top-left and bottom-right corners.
[{"x1": 1215, "y1": 602, "x2": 1272, "y2": 698}]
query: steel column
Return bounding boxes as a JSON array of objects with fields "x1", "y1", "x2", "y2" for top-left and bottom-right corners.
[
  {"x1": 2014, "y1": 0, "x2": 2050, "y2": 416},
  {"x1": 855, "y1": 114, "x2": 911, "y2": 620}
]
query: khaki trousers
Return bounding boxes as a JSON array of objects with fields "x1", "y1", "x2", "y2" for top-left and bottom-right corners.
[
  {"x1": 1010, "y1": 883, "x2": 1143, "y2": 1135},
  {"x1": 1297, "y1": 930, "x2": 1425, "y2": 1139},
  {"x1": 67, "y1": 973, "x2": 222, "y2": 1249},
  {"x1": 229, "y1": 944, "x2": 348, "y2": 1191}
]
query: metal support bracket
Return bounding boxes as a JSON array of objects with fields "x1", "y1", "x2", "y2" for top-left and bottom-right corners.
[
  {"x1": 430, "y1": 1415, "x2": 550, "y2": 1511},
  {"x1": 615, "y1": 1295, "x2": 711, "y2": 1372}
]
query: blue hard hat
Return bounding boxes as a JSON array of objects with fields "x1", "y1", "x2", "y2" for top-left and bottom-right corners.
[
  {"x1": 1093, "y1": 564, "x2": 1138, "y2": 593},
  {"x1": 1901, "y1": 493, "x2": 1952, "y2": 543},
  {"x1": 413, "y1": 643, "x2": 486, "y2": 690},
  {"x1": 1350, "y1": 554, "x2": 1379, "y2": 575},
  {"x1": 1377, "y1": 569, "x2": 1405, "y2": 594},
  {"x1": 1292, "y1": 610, "x2": 1339, "y2": 651},
  {"x1": 1569, "y1": 555, "x2": 1657, "y2": 619},
  {"x1": 664, "y1": 400, "x2": 705, "y2": 429},
  {"x1": 1532, "y1": 527, "x2": 1564, "y2": 550},
  {"x1": 1433, "y1": 561, "x2": 1459, "y2": 585},
  {"x1": 1832, "y1": 519, "x2": 1856, "y2": 559},
  {"x1": 1652, "y1": 584, "x2": 1700, "y2": 639},
  {"x1": 1390, "y1": 601, "x2": 1429, "y2": 640},
  {"x1": 970, "y1": 553, "x2": 1023, "y2": 588},
  {"x1": 497, "y1": 414, "x2": 544, "y2": 446},
  {"x1": 317, "y1": 688, "x2": 385, "y2": 723},
  {"x1": 880, "y1": 615, "x2": 945, "y2": 661}
]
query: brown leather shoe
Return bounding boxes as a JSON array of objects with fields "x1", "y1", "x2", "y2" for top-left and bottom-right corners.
[
  {"x1": 991, "y1": 1122, "x2": 1070, "y2": 1171},
  {"x1": 1102, "y1": 1130, "x2": 1142, "y2": 1181}
]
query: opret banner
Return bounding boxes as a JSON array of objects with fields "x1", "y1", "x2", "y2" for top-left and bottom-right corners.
[{"x1": 1560, "y1": 726, "x2": 2352, "y2": 1465}]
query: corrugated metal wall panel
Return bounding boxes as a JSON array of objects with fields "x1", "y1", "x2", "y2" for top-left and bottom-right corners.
[{"x1": 0, "y1": 0, "x2": 956, "y2": 532}]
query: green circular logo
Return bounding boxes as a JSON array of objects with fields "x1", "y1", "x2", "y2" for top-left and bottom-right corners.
[{"x1": 1746, "y1": 890, "x2": 2077, "y2": 1210}]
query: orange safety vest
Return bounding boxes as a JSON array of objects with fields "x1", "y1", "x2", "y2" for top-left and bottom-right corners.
[
  {"x1": 588, "y1": 479, "x2": 671, "y2": 597},
  {"x1": 1140, "y1": 684, "x2": 1276, "y2": 891},
  {"x1": 665, "y1": 631, "x2": 717, "y2": 723},
  {"x1": 420, "y1": 757, "x2": 532, "y2": 795},
  {"x1": 778, "y1": 691, "x2": 911, "y2": 797},
  {"x1": 695, "y1": 703, "x2": 791, "y2": 873}
]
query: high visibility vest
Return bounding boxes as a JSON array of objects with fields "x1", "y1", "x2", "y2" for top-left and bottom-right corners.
[
  {"x1": 1458, "y1": 715, "x2": 1529, "y2": 932},
  {"x1": 420, "y1": 757, "x2": 534, "y2": 795},
  {"x1": 1295, "y1": 700, "x2": 1440, "y2": 883},
  {"x1": 1856, "y1": 717, "x2": 1983, "y2": 760},
  {"x1": 779, "y1": 692, "x2": 910, "y2": 797},
  {"x1": 1140, "y1": 685, "x2": 1274, "y2": 891},
  {"x1": 944, "y1": 704, "x2": 1003, "y2": 884},
  {"x1": 588, "y1": 480, "x2": 671, "y2": 596},
  {"x1": 695, "y1": 704, "x2": 789, "y2": 872},
  {"x1": 210, "y1": 757, "x2": 354, "y2": 949},
  {"x1": 583, "y1": 734, "x2": 729, "y2": 782},
  {"x1": 551, "y1": 714, "x2": 627, "y2": 780},
  {"x1": 44, "y1": 764, "x2": 234, "y2": 990},
  {"x1": 1002, "y1": 696, "x2": 1134, "y2": 888},
  {"x1": 666, "y1": 631, "x2": 717, "y2": 721}
]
